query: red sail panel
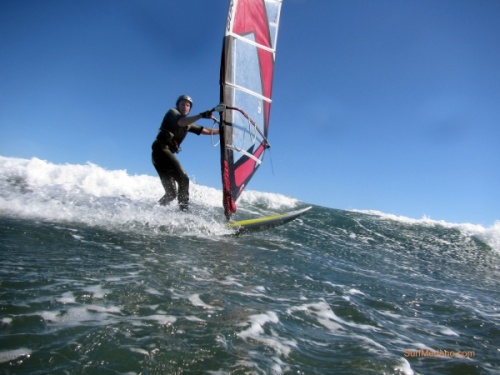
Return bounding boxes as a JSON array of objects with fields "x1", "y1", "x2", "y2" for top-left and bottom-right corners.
[{"x1": 233, "y1": 0, "x2": 274, "y2": 132}]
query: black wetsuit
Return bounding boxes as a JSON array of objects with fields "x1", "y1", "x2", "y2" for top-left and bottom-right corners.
[{"x1": 151, "y1": 108, "x2": 203, "y2": 211}]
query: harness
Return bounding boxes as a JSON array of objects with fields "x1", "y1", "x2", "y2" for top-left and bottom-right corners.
[{"x1": 158, "y1": 129, "x2": 182, "y2": 153}]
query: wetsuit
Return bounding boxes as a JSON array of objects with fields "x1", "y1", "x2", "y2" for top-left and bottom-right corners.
[{"x1": 152, "y1": 108, "x2": 203, "y2": 211}]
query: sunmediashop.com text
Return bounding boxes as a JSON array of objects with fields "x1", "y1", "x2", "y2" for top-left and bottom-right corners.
[{"x1": 404, "y1": 349, "x2": 476, "y2": 358}]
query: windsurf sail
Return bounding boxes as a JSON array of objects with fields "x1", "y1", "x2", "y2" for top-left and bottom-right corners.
[{"x1": 219, "y1": 0, "x2": 282, "y2": 220}]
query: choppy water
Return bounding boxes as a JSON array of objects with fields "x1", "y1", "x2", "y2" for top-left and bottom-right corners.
[{"x1": 1, "y1": 156, "x2": 499, "y2": 374}]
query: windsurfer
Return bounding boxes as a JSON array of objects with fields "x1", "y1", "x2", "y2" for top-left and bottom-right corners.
[{"x1": 151, "y1": 94, "x2": 219, "y2": 211}]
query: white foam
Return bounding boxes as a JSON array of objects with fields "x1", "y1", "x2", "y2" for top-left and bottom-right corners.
[
  {"x1": 238, "y1": 189, "x2": 299, "y2": 210},
  {"x1": 288, "y1": 300, "x2": 379, "y2": 333},
  {"x1": 355, "y1": 209, "x2": 500, "y2": 253},
  {"x1": 40, "y1": 311, "x2": 61, "y2": 323},
  {"x1": 394, "y1": 358, "x2": 415, "y2": 375},
  {"x1": 378, "y1": 310, "x2": 402, "y2": 319},
  {"x1": 348, "y1": 288, "x2": 365, "y2": 296},
  {"x1": 0, "y1": 156, "x2": 298, "y2": 236},
  {"x1": 44, "y1": 307, "x2": 97, "y2": 325},
  {"x1": 238, "y1": 311, "x2": 279, "y2": 339},
  {"x1": 238, "y1": 311, "x2": 296, "y2": 359},
  {"x1": 128, "y1": 347, "x2": 149, "y2": 356},
  {"x1": 84, "y1": 285, "x2": 109, "y2": 299},
  {"x1": 439, "y1": 327, "x2": 460, "y2": 336},
  {"x1": 145, "y1": 288, "x2": 162, "y2": 296},
  {"x1": 0, "y1": 348, "x2": 32, "y2": 364},
  {"x1": 39, "y1": 304, "x2": 120, "y2": 326},
  {"x1": 87, "y1": 305, "x2": 121, "y2": 314},
  {"x1": 218, "y1": 276, "x2": 244, "y2": 287},
  {"x1": 57, "y1": 292, "x2": 76, "y2": 304},
  {"x1": 188, "y1": 293, "x2": 219, "y2": 310},
  {"x1": 143, "y1": 314, "x2": 176, "y2": 326},
  {"x1": 185, "y1": 315, "x2": 205, "y2": 322}
]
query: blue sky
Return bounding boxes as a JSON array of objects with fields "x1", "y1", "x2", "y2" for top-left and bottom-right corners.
[{"x1": 1, "y1": 0, "x2": 499, "y2": 226}]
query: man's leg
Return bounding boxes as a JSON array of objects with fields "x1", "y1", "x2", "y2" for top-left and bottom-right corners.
[
  {"x1": 152, "y1": 148, "x2": 178, "y2": 206},
  {"x1": 177, "y1": 173, "x2": 190, "y2": 212},
  {"x1": 153, "y1": 147, "x2": 190, "y2": 211},
  {"x1": 158, "y1": 173, "x2": 177, "y2": 205}
]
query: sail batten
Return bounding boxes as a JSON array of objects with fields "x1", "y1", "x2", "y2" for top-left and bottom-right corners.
[
  {"x1": 226, "y1": 145, "x2": 264, "y2": 165},
  {"x1": 225, "y1": 82, "x2": 273, "y2": 103},
  {"x1": 219, "y1": 0, "x2": 282, "y2": 220},
  {"x1": 227, "y1": 32, "x2": 277, "y2": 54},
  {"x1": 226, "y1": 82, "x2": 272, "y2": 103}
]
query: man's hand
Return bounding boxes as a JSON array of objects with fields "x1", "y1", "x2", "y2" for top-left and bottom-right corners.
[{"x1": 200, "y1": 110, "x2": 213, "y2": 119}]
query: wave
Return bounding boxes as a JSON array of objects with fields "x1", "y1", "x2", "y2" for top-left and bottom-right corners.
[
  {"x1": 355, "y1": 209, "x2": 500, "y2": 254},
  {"x1": 1, "y1": 156, "x2": 498, "y2": 252},
  {"x1": 0, "y1": 156, "x2": 298, "y2": 235}
]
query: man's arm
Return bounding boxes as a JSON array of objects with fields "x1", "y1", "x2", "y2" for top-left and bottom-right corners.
[
  {"x1": 178, "y1": 109, "x2": 215, "y2": 127},
  {"x1": 201, "y1": 127, "x2": 219, "y2": 135},
  {"x1": 177, "y1": 113, "x2": 203, "y2": 127}
]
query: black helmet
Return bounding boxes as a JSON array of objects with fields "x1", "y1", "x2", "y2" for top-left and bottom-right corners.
[{"x1": 176, "y1": 94, "x2": 193, "y2": 108}]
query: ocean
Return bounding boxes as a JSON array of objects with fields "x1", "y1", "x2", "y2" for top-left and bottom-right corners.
[{"x1": 1, "y1": 156, "x2": 499, "y2": 375}]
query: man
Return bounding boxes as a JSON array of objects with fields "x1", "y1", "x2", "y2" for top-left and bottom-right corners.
[{"x1": 152, "y1": 94, "x2": 219, "y2": 211}]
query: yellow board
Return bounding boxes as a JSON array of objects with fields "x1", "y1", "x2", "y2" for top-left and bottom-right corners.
[{"x1": 226, "y1": 206, "x2": 312, "y2": 234}]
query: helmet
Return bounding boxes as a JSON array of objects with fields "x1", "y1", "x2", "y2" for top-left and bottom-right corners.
[{"x1": 176, "y1": 94, "x2": 193, "y2": 109}]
